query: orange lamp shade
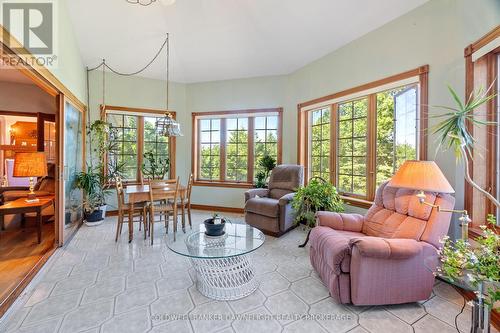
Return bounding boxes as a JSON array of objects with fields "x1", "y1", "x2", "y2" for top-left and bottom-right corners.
[
  {"x1": 13, "y1": 152, "x2": 48, "y2": 178},
  {"x1": 388, "y1": 160, "x2": 454, "y2": 194}
]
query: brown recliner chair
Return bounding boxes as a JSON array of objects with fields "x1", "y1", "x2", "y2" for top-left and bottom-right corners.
[{"x1": 244, "y1": 165, "x2": 304, "y2": 236}]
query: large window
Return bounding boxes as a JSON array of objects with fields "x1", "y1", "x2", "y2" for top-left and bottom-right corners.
[
  {"x1": 104, "y1": 106, "x2": 176, "y2": 182},
  {"x1": 464, "y1": 28, "x2": 500, "y2": 229},
  {"x1": 193, "y1": 108, "x2": 282, "y2": 187},
  {"x1": 298, "y1": 66, "x2": 428, "y2": 205}
]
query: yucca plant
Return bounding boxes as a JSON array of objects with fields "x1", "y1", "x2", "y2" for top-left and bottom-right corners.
[{"x1": 433, "y1": 84, "x2": 499, "y2": 209}]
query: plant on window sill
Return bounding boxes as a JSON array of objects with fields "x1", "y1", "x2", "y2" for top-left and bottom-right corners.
[
  {"x1": 142, "y1": 151, "x2": 170, "y2": 180},
  {"x1": 254, "y1": 154, "x2": 276, "y2": 188}
]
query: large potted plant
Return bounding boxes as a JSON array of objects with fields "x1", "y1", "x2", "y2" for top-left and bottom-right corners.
[
  {"x1": 88, "y1": 120, "x2": 124, "y2": 217},
  {"x1": 291, "y1": 177, "x2": 344, "y2": 246},
  {"x1": 75, "y1": 166, "x2": 107, "y2": 226},
  {"x1": 432, "y1": 85, "x2": 499, "y2": 315}
]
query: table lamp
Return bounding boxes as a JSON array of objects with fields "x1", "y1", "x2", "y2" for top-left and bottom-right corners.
[
  {"x1": 13, "y1": 152, "x2": 48, "y2": 203},
  {"x1": 388, "y1": 160, "x2": 471, "y2": 240}
]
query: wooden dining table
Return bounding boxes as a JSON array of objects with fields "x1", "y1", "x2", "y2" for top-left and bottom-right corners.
[{"x1": 125, "y1": 184, "x2": 187, "y2": 242}]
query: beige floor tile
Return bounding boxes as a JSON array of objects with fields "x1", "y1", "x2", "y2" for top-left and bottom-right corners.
[
  {"x1": 101, "y1": 307, "x2": 151, "y2": 333},
  {"x1": 59, "y1": 299, "x2": 113, "y2": 332},
  {"x1": 264, "y1": 290, "x2": 308, "y2": 324},
  {"x1": 290, "y1": 277, "x2": 329, "y2": 304},
  {"x1": 231, "y1": 306, "x2": 281, "y2": 333},
  {"x1": 115, "y1": 284, "x2": 157, "y2": 314},
  {"x1": 258, "y1": 272, "x2": 290, "y2": 296},
  {"x1": 189, "y1": 301, "x2": 233, "y2": 333},
  {"x1": 309, "y1": 298, "x2": 358, "y2": 333},
  {"x1": 358, "y1": 308, "x2": 413, "y2": 333},
  {"x1": 227, "y1": 290, "x2": 266, "y2": 314},
  {"x1": 383, "y1": 302, "x2": 426, "y2": 324},
  {"x1": 283, "y1": 319, "x2": 328, "y2": 333},
  {"x1": 22, "y1": 292, "x2": 81, "y2": 325}
]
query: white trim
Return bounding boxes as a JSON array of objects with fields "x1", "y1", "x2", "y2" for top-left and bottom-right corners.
[
  {"x1": 301, "y1": 76, "x2": 419, "y2": 112},
  {"x1": 472, "y1": 37, "x2": 500, "y2": 62}
]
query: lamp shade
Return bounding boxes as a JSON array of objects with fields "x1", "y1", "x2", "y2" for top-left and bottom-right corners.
[
  {"x1": 13, "y1": 152, "x2": 48, "y2": 178},
  {"x1": 388, "y1": 160, "x2": 454, "y2": 194}
]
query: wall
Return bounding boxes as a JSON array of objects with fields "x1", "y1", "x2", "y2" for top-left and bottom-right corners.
[
  {"x1": 0, "y1": 82, "x2": 56, "y2": 114},
  {"x1": 87, "y1": 0, "x2": 500, "y2": 228}
]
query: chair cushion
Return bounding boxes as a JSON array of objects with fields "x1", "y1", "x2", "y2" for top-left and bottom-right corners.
[
  {"x1": 269, "y1": 189, "x2": 291, "y2": 200},
  {"x1": 245, "y1": 198, "x2": 279, "y2": 217},
  {"x1": 268, "y1": 165, "x2": 304, "y2": 192},
  {"x1": 310, "y1": 226, "x2": 365, "y2": 274}
]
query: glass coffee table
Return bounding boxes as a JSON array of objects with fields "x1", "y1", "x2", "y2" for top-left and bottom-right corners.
[
  {"x1": 167, "y1": 223, "x2": 265, "y2": 301},
  {"x1": 425, "y1": 255, "x2": 499, "y2": 333}
]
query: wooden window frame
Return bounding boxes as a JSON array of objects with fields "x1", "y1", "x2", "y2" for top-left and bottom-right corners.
[
  {"x1": 192, "y1": 108, "x2": 283, "y2": 188},
  {"x1": 464, "y1": 25, "x2": 500, "y2": 231},
  {"x1": 298, "y1": 66, "x2": 429, "y2": 207},
  {"x1": 101, "y1": 105, "x2": 176, "y2": 184}
]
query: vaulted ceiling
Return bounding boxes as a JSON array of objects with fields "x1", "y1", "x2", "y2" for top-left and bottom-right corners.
[{"x1": 68, "y1": 0, "x2": 428, "y2": 83}]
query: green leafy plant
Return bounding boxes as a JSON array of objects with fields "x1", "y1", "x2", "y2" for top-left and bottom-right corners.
[
  {"x1": 254, "y1": 155, "x2": 276, "y2": 188},
  {"x1": 142, "y1": 151, "x2": 169, "y2": 180},
  {"x1": 438, "y1": 215, "x2": 499, "y2": 310},
  {"x1": 75, "y1": 166, "x2": 108, "y2": 213},
  {"x1": 291, "y1": 177, "x2": 344, "y2": 228},
  {"x1": 433, "y1": 85, "x2": 499, "y2": 208}
]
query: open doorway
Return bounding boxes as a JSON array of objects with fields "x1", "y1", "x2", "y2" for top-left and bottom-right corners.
[{"x1": 0, "y1": 64, "x2": 58, "y2": 313}]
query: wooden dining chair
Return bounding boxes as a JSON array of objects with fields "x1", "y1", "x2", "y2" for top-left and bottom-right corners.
[
  {"x1": 114, "y1": 176, "x2": 148, "y2": 242},
  {"x1": 173, "y1": 174, "x2": 193, "y2": 231},
  {"x1": 147, "y1": 177, "x2": 180, "y2": 244}
]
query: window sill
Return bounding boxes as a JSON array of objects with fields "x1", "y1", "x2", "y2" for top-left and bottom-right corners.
[
  {"x1": 340, "y1": 196, "x2": 373, "y2": 209},
  {"x1": 193, "y1": 181, "x2": 254, "y2": 189}
]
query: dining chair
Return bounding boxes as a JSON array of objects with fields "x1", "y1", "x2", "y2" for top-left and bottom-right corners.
[
  {"x1": 114, "y1": 176, "x2": 148, "y2": 242},
  {"x1": 174, "y1": 174, "x2": 193, "y2": 231},
  {"x1": 147, "y1": 177, "x2": 180, "y2": 244}
]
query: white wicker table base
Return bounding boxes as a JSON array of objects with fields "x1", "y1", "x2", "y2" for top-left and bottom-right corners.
[{"x1": 190, "y1": 254, "x2": 259, "y2": 301}]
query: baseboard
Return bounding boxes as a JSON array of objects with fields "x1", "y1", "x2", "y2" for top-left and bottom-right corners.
[
  {"x1": 190, "y1": 204, "x2": 244, "y2": 214},
  {"x1": 107, "y1": 205, "x2": 244, "y2": 216}
]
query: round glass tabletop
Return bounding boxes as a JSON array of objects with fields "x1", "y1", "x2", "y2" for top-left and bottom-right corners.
[{"x1": 166, "y1": 223, "x2": 265, "y2": 259}]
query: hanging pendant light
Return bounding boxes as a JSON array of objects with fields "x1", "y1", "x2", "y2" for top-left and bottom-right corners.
[
  {"x1": 155, "y1": 33, "x2": 183, "y2": 137},
  {"x1": 126, "y1": 0, "x2": 176, "y2": 6}
]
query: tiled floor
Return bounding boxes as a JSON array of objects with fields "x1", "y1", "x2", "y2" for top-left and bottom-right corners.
[{"x1": 0, "y1": 211, "x2": 494, "y2": 333}]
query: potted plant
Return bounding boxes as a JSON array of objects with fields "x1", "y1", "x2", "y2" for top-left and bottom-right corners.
[
  {"x1": 203, "y1": 213, "x2": 231, "y2": 237},
  {"x1": 88, "y1": 120, "x2": 124, "y2": 217},
  {"x1": 432, "y1": 85, "x2": 499, "y2": 313},
  {"x1": 142, "y1": 151, "x2": 170, "y2": 180},
  {"x1": 75, "y1": 166, "x2": 108, "y2": 226},
  {"x1": 291, "y1": 177, "x2": 344, "y2": 247},
  {"x1": 254, "y1": 154, "x2": 276, "y2": 188}
]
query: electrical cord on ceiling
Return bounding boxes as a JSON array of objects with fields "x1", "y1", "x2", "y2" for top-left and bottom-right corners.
[{"x1": 86, "y1": 34, "x2": 169, "y2": 76}]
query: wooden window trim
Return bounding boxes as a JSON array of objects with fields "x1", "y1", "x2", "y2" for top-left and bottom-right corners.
[
  {"x1": 192, "y1": 108, "x2": 283, "y2": 187},
  {"x1": 297, "y1": 66, "x2": 429, "y2": 208},
  {"x1": 464, "y1": 25, "x2": 500, "y2": 227},
  {"x1": 101, "y1": 105, "x2": 176, "y2": 182}
]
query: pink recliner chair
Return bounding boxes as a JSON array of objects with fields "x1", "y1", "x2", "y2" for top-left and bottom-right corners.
[{"x1": 309, "y1": 181, "x2": 455, "y2": 306}]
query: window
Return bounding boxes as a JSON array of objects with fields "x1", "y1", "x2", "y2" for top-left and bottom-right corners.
[
  {"x1": 463, "y1": 28, "x2": 500, "y2": 229},
  {"x1": 199, "y1": 119, "x2": 221, "y2": 181},
  {"x1": 310, "y1": 107, "x2": 330, "y2": 180},
  {"x1": 298, "y1": 66, "x2": 428, "y2": 205},
  {"x1": 193, "y1": 108, "x2": 282, "y2": 187},
  {"x1": 337, "y1": 98, "x2": 368, "y2": 196},
  {"x1": 254, "y1": 116, "x2": 279, "y2": 179},
  {"x1": 103, "y1": 106, "x2": 176, "y2": 182}
]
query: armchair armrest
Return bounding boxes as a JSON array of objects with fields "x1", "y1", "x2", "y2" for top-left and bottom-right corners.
[
  {"x1": 315, "y1": 211, "x2": 364, "y2": 232},
  {"x1": 349, "y1": 237, "x2": 422, "y2": 260},
  {"x1": 278, "y1": 193, "x2": 295, "y2": 206},
  {"x1": 244, "y1": 188, "x2": 270, "y2": 202}
]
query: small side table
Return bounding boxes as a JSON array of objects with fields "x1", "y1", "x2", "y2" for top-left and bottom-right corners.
[
  {"x1": 0, "y1": 196, "x2": 55, "y2": 244},
  {"x1": 425, "y1": 255, "x2": 498, "y2": 333}
]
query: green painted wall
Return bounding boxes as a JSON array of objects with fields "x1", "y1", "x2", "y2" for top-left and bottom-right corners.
[{"x1": 87, "y1": 0, "x2": 500, "y2": 223}]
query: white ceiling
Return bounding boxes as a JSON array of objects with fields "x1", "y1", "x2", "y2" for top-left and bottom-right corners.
[{"x1": 68, "y1": 0, "x2": 428, "y2": 83}]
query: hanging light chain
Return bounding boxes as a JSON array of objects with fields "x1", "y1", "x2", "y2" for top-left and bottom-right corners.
[{"x1": 166, "y1": 33, "x2": 170, "y2": 111}]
